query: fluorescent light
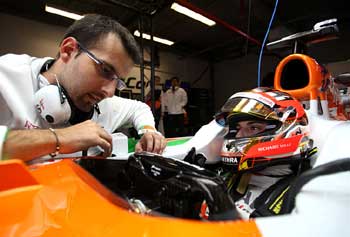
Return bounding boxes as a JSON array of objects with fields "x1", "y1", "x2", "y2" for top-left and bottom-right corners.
[
  {"x1": 134, "y1": 30, "x2": 174, "y2": 46},
  {"x1": 171, "y1": 2, "x2": 216, "y2": 26},
  {"x1": 45, "y1": 5, "x2": 83, "y2": 20}
]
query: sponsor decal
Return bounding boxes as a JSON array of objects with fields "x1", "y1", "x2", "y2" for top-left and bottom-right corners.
[
  {"x1": 150, "y1": 165, "x2": 161, "y2": 177},
  {"x1": 24, "y1": 120, "x2": 40, "y2": 129},
  {"x1": 35, "y1": 98, "x2": 45, "y2": 114},
  {"x1": 124, "y1": 77, "x2": 151, "y2": 90},
  {"x1": 222, "y1": 157, "x2": 238, "y2": 164},
  {"x1": 269, "y1": 187, "x2": 290, "y2": 214},
  {"x1": 222, "y1": 157, "x2": 239, "y2": 164},
  {"x1": 245, "y1": 135, "x2": 303, "y2": 158},
  {"x1": 220, "y1": 151, "x2": 241, "y2": 165}
]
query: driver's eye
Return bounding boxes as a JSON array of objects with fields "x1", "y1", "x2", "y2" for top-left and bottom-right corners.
[{"x1": 249, "y1": 125, "x2": 264, "y2": 133}]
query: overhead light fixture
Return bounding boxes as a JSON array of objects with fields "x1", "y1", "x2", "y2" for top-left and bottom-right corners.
[
  {"x1": 45, "y1": 5, "x2": 83, "y2": 20},
  {"x1": 134, "y1": 30, "x2": 174, "y2": 46},
  {"x1": 171, "y1": 2, "x2": 216, "y2": 26}
]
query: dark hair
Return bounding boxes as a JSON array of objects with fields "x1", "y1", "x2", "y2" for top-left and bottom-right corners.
[
  {"x1": 61, "y1": 14, "x2": 141, "y2": 64},
  {"x1": 170, "y1": 76, "x2": 179, "y2": 82}
]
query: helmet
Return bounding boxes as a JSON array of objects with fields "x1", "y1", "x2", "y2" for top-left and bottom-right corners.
[{"x1": 215, "y1": 87, "x2": 314, "y2": 174}]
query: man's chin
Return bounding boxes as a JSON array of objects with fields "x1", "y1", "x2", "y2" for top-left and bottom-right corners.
[{"x1": 75, "y1": 102, "x2": 94, "y2": 113}]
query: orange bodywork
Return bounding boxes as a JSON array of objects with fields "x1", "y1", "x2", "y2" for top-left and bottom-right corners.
[
  {"x1": 274, "y1": 53, "x2": 329, "y2": 100},
  {"x1": 274, "y1": 53, "x2": 350, "y2": 120},
  {"x1": 0, "y1": 159, "x2": 261, "y2": 237}
]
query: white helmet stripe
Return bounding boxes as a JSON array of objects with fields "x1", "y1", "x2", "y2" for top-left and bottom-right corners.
[{"x1": 230, "y1": 92, "x2": 275, "y2": 108}]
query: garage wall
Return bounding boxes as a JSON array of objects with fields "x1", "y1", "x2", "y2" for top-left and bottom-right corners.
[
  {"x1": 213, "y1": 54, "x2": 280, "y2": 110},
  {"x1": 0, "y1": 13, "x2": 210, "y2": 92},
  {"x1": 326, "y1": 60, "x2": 350, "y2": 76},
  {"x1": 0, "y1": 13, "x2": 64, "y2": 58}
]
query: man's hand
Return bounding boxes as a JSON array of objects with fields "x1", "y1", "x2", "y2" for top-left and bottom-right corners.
[
  {"x1": 57, "y1": 120, "x2": 113, "y2": 157},
  {"x1": 3, "y1": 120, "x2": 113, "y2": 161},
  {"x1": 135, "y1": 131, "x2": 166, "y2": 154}
]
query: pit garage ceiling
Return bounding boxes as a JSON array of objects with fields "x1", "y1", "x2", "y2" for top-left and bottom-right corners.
[{"x1": 0, "y1": 0, "x2": 349, "y2": 62}]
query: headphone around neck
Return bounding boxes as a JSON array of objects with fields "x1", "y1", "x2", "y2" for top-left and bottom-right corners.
[{"x1": 34, "y1": 59, "x2": 97, "y2": 125}]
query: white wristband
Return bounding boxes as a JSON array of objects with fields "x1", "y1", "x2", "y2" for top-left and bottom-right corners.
[{"x1": 138, "y1": 128, "x2": 162, "y2": 136}]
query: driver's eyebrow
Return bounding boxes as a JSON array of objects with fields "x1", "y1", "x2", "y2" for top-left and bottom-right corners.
[{"x1": 246, "y1": 121, "x2": 267, "y2": 125}]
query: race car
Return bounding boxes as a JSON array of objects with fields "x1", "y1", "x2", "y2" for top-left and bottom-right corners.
[{"x1": 1, "y1": 21, "x2": 350, "y2": 236}]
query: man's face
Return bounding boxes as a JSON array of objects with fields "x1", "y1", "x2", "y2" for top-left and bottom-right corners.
[
  {"x1": 235, "y1": 120, "x2": 269, "y2": 138},
  {"x1": 61, "y1": 33, "x2": 134, "y2": 112},
  {"x1": 171, "y1": 78, "x2": 179, "y2": 87}
]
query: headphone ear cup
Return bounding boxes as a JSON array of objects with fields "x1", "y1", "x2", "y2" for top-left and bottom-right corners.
[{"x1": 34, "y1": 85, "x2": 71, "y2": 125}]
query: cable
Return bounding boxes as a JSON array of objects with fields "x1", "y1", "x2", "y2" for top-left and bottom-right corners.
[{"x1": 257, "y1": 0, "x2": 279, "y2": 87}]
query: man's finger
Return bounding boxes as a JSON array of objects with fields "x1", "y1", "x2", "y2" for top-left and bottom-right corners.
[
  {"x1": 98, "y1": 127, "x2": 113, "y2": 145},
  {"x1": 145, "y1": 133, "x2": 154, "y2": 152},
  {"x1": 160, "y1": 138, "x2": 167, "y2": 154},
  {"x1": 98, "y1": 138, "x2": 112, "y2": 157},
  {"x1": 153, "y1": 135, "x2": 162, "y2": 154},
  {"x1": 135, "y1": 142, "x2": 142, "y2": 153}
]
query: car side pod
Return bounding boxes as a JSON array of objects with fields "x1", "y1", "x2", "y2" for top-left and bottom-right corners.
[{"x1": 0, "y1": 158, "x2": 261, "y2": 237}]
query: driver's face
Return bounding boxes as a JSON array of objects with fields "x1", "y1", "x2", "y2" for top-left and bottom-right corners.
[{"x1": 235, "y1": 121, "x2": 269, "y2": 138}]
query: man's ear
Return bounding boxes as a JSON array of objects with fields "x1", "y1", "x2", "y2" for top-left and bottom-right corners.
[{"x1": 59, "y1": 37, "x2": 79, "y2": 63}]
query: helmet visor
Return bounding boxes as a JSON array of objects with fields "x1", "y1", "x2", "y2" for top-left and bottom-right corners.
[
  {"x1": 215, "y1": 97, "x2": 281, "y2": 128},
  {"x1": 221, "y1": 97, "x2": 279, "y2": 120}
]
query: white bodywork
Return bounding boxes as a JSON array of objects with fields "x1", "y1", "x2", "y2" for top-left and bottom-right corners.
[{"x1": 256, "y1": 112, "x2": 350, "y2": 236}]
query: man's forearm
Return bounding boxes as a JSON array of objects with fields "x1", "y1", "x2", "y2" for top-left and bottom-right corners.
[
  {"x1": 2, "y1": 120, "x2": 114, "y2": 161},
  {"x1": 3, "y1": 129, "x2": 58, "y2": 161}
]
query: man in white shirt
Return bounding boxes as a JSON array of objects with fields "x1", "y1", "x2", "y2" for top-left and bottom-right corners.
[
  {"x1": 0, "y1": 14, "x2": 166, "y2": 161},
  {"x1": 163, "y1": 77, "x2": 188, "y2": 137}
]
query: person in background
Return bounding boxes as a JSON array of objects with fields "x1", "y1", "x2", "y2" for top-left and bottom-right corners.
[
  {"x1": 0, "y1": 14, "x2": 166, "y2": 162},
  {"x1": 163, "y1": 77, "x2": 188, "y2": 137}
]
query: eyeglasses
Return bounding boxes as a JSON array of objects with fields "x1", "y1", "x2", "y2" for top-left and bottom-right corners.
[{"x1": 76, "y1": 41, "x2": 127, "y2": 90}]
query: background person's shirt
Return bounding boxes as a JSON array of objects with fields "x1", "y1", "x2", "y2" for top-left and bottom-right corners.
[{"x1": 164, "y1": 87, "x2": 187, "y2": 115}]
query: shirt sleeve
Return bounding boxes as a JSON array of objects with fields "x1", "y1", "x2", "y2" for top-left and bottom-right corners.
[
  {"x1": 180, "y1": 89, "x2": 188, "y2": 108},
  {"x1": 97, "y1": 96, "x2": 156, "y2": 134},
  {"x1": 161, "y1": 91, "x2": 168, "y2": 113}
]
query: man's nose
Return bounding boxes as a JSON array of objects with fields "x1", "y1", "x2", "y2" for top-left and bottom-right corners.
[
  {"x1": 101, "y1": 80, "x2": 116, "y2": 98},
  {"x1": 236, "y1": 129, "x2": 244, "y2": 138}
]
